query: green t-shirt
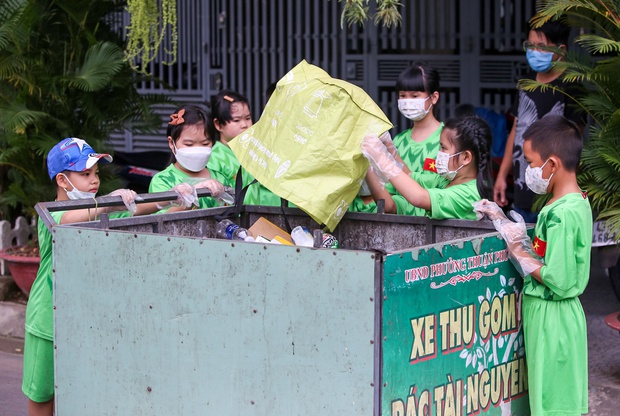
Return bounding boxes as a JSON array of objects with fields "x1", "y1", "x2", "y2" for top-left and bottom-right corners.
[
  {"x1": 386, "y1": 123, "x2": 443, "y2": 195},
  {"x1": 149, "y1": 164, "x2": 219, "y2": 212},
  {"x1": 26, "y1": 209, "x2": 132, "y2": 340},
  {"x1": 209, "y1": 141, "x2": 288, "y2": 207},
  {"x1": 244, "y1": 180, "x2": 282, "y2": 206},
  {"x1": 348, "y1": 196, "x2": 378, "y2": 213},
  {"x1": 393, "y1": 175, "x2": 481, "y2": 220},
  {"x1": 525, "y1": 192, "x2": 592, "y2": 300},
  {"x1": 25, "y1": 211, "x2": 64, "y2": 340},
  {"x1": 207, "y1": 142, "x2": 241, "y2": 188},
  {"x1": 207, "y1": 141, "x2": 278, "y2": 205}
]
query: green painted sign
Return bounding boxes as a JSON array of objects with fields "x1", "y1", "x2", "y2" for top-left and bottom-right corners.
[{"x1": 382, "y1": 235, "x2": 530, "y2": 416}]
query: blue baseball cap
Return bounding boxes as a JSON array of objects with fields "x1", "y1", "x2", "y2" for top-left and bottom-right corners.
[{"x1": 47, "y1": 138, "x2": 113, "y2": 180}]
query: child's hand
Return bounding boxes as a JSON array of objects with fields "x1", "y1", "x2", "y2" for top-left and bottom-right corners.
[
  {"x1": 477, "y1": 201, "x2": 528, "y2": 247},
  {"x1": 172, "y1": 183, "x2": 198, "y2": 208},
  {"x1": 474, "y1": 202, "x2": 544, "y2": 277},
  {"x1": 472, "y1": 199, "x2": 507, "y2": 221},
  {"x1": 194, "y1": 179, "x2": 224, "y2": 198},
  {"x1": 379, "y1": 131, "x2": 398, "y2": 158},
  {"x1": 361, "y1": 134, "x2": 404, "y2": 186},
  {"x1": 108, "y1": 189, "x2": 139, "y2": 214},
  {"x1": 379, "y1": 131, "x2": 411, "y2": 175},
  {"x1": 502, "y1": 210, "x2": 528, "y2": 244}
]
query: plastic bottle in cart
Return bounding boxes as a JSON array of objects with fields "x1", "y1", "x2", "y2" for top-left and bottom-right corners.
[
  {"x1": 291, "y1": 226, "x2": 314, "y2": 247},
  {"x1": 216, "y1": 219, "x2": 255, "y2": 242}
]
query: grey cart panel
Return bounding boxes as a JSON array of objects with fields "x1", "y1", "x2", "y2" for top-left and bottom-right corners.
[{"x1": 53, "y1": 227, "x2": 377, "y2": 415}]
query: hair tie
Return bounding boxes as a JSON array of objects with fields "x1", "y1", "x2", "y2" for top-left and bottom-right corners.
[
  {"x1": 169, "y1": 108, "x2": 186, "y2": 126},
  {"x1": 223, "y1": 95, "x2": 235, "y2": 103}
]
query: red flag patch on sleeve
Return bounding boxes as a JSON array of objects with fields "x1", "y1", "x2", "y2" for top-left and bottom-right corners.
[
  {"x1": 423, "y1": 158, "x2": 437, "y2": 172},
  {"x1": 532, "y1": 236, "x2": 547, "y2": 257}
]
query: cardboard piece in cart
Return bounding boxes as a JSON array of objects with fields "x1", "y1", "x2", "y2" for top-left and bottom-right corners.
[{"x1": 249, "y1": 217, "x2": 293, "y2": 244}]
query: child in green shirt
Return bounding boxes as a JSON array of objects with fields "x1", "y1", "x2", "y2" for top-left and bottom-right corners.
[
  {"x1": 363, "y1": 116, "x2": 494, "y2": 220},
  {"x1": 350, "y1": 63, "x2": 444, "y2": 213},
  {"x1": 475, "y1": 114, "x2": 590, "y2": 415},
  {"x1": 207, "y1": 90, "x2": 279, "y2": 206},
  {"x1": 23, "y1": 138, "x2": 145, "y2": 416},
  {"x1": 149, "y1": 104, "x2": 225, "y2": 212}
]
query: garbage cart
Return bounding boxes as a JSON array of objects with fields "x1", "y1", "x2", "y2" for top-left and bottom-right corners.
[{"x1": 36, "y1": 193, "x2": 530, "y2": 416}]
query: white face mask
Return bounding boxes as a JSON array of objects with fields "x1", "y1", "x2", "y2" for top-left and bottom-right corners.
[
  {"x1": 525, "y1": 159, "x2": 554, "y2": 195},
  {"x1": 435, "y1": 151, "x2": 464, "y2": 181},
  {"x1": 174, "y1": 144, "x2": 212, "y2": 172},
  {"x1": 61, "y1": 174, "x2": 97, "y2": 200},
  {"x1": 398, "y1": 97, "x2": 432, "y2": 121}
]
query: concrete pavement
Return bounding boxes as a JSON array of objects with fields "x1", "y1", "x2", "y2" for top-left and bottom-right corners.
[
  {"x1": 1, "y1": 252, "x2": 619, "y2": 415},
  {"x1": 0, "y1": 336, "x2": 27, "y2": 416},
  {"x1": 0, "y1": 296, "x2": 26, "y2": 416}
]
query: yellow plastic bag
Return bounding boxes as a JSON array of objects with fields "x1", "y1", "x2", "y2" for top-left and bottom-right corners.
[{"x1": 230, "y1": 60, "x2": 392, "y2": 231}]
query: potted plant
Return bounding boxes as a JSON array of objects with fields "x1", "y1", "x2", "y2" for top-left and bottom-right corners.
[
  {"x1": 0, "y1": 0, "x2": 170, "y2": 225},
  {"x1": 0, "y1": 238, "x2": 40, "y2": 297}
]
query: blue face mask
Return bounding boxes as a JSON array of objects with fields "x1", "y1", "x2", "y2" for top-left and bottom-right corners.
[{"x1": 526, "y1": 50, "x2": 554, "y2": 73}]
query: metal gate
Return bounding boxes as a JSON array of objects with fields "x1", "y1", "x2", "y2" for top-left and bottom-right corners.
[{"x1": 111, "y1": 0, "x2": 535, "y2": 152}]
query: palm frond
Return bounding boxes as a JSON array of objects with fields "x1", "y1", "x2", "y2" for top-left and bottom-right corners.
[
  {"x1": 70, "y1": 42, "x2": 125, "y2": 92},
  {"x1": 533, "y1": 1, "x2": 620, "y2": 31},
  {"x1": 0, "y1": 54, "x2": 26, "y2": 80},
  {"x1": 579, "y1": 95, "x2": 614, "y2": 121},
  {"x1": 0, "y1": 105, "x2": 49, "y2": 135},
  {"x1": 576, "y1": 34, "x2": 620, "y2": 54},
  {"x1": 0, "y1": 0, "x2": 27, "y2": 51}
]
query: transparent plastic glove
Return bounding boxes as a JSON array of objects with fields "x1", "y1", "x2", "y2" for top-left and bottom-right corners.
[
  {"x1": 473, "y1": 200, "x2": 543, "y2": 276},
  {"x1": 502, "y1": 210, "x2": 544, "y2": 277},
  {"x1": 361, "y1": 134, "x2": 403, "y2": 186},
  {"x1": 218, "y1": 186, "x2": 236, "y2": 205},
  {"x1": 358, "y1": 179, "x2": 372, "y2": 197},
  {"x1": 173, "y1": 182, "x2": 198, "y2": 208},
  {"x1": 509, "y1": 242, "x2": 544, "y2": 277},
  {"x1": 473, "y1": 199, "x2": 527, "y2": 245},
  {"x1": 473, "y1": 199, "x2": 508, "y2": 221},
  {"x1": 471, "y1": 200, "x2": 486, "y2": 220},
  {"x1": 472, "y1": 199, "x2": 507, "y2": 222},
  {"x1": 379, "y1": 131, "x2": 411, "y2": 176},
  {"x1": 108, "y1": 189, "x2": 139, "y2": 214},
  {"x1": 379, "y1": 131, "x2": 399, "y2": 160},
  {"x1": 156, "y1": 183, "x2": 198, "y2": 210},
  {"x1": 181, "y1": 177, "x2": 231, "y2": 204},
  {"x1": 193, "y1": 179, "x2": 225, "y2": 198}
]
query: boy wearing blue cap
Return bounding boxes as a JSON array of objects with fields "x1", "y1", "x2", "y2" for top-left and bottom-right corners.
[
  {"x1": 24, "y1": 137, "x2": 208, "y2": 415},
  {"x1": 22, "y1": 137, "x2": 140, "y2": 416}
]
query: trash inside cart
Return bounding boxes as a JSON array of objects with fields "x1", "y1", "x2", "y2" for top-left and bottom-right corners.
[{"x1": 36, "y1": 191, "x2": 530, "y2": 416}]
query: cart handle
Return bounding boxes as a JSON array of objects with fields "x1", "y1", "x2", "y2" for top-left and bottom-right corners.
[{"x1": 34, "y1": 188, "x2": 222, "y2": 231}]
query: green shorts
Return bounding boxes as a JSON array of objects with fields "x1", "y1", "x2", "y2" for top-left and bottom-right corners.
[{"x1": 22, "y1": 331, "x2": 54, "y2": 403}]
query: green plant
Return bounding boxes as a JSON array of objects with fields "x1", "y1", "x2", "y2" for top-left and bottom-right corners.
[
  {"x1": 124, "y1": 0, "x2": 178, "y2": 74},
  {"x1": 521, "y1": 0, "x2": 620, "y2": 237},
  {"x1": 335, "y1": 0, "x2": 403, "y2": 28},
  {"x1": 0, "y1": 0, "x2": 170, "y2": 223}
]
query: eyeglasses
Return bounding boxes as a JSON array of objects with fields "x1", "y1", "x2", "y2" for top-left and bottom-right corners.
[{"x1": 523, "y1": 40, "x2": 559, "y2": 51}]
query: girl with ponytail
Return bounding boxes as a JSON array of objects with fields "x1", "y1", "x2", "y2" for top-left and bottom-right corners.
[{"x1": 362, "y1": 116, "x2": 493, "y2": 220}]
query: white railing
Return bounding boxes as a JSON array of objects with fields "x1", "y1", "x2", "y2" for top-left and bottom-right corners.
[{"x1": 0, "y1": 217, "x2": 37, "y2": 275}]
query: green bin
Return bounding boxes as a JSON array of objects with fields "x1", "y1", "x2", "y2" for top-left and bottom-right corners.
[{"x1": 37, "y1": 191, "x2": 529, "y2": 415}]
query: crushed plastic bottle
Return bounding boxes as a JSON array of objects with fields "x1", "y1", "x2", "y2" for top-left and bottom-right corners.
[
  {"x1": 216, "y1": 219, "x2": 255, "y2": 242},
  {"x1": 291, "y1": 226, "x2": 314, "y2": 247},
  {"x1": 217, "y1": 186, "x2": 236, "y2": 205}
]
